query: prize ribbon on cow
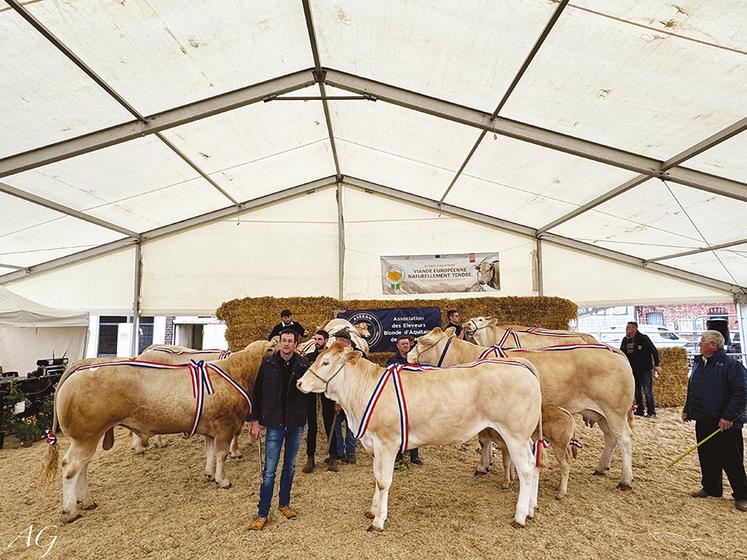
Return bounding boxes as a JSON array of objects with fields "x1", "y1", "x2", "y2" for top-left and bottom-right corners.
[{"x1": 45, "y1": 429, "x2": 57, "y2": 446}]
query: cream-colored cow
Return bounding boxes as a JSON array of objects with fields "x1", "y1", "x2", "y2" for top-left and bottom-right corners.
[
  {"x1": 464, "y1": 317, "x2": 598, "y2": 348},
  {"x1": 297, "y1": 342, "x2": 542, "y2": 530},
  {"x1": 409, "y1": 328, "x2": 634, "y2": 491},
  {"x1": 41, "y1": 340, "x2": 273, "y2": 523}
]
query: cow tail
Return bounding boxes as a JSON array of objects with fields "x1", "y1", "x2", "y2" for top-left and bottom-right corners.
[{"x1": 40, "y1": 369, "x2": 65, "y2": 484}]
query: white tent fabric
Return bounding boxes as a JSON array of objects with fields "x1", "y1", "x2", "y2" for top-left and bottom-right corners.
[
  {"x1": 0, "y1": 286, "x2": 88, "y2": 375},
  {"x1": 0, "y1": 1, "x2": 745, "y2": 312}
]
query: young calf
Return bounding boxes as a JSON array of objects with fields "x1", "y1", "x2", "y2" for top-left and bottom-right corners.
[{"x1": 477, "y1": 405, "x2": 580, "y2": 499}]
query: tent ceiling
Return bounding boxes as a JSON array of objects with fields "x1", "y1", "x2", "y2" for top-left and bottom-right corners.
[{"x1": 1, "y1": 0, "x2": 745, "y2": 303}]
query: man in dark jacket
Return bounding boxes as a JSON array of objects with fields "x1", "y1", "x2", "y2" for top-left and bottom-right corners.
[
  {"x1": 683, "y1": 330, "x2": 747, "y2": 512},
  {"x1": 301, "y1": 329, "x2": 340, "y2": 474},
  {"x1": 267, "y1": 309, "x2": 307, "y2": 341},
  {"x1": 248, "y1": 329, "x2": 309, "y2": 530},
  {"x1": 620, "y1": 321, "x2": 661, "y2": 418}
]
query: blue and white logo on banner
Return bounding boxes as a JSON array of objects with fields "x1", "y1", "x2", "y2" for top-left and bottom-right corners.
[{"x1": 337, "y1": 307, "x2": 441, "y2": 353}]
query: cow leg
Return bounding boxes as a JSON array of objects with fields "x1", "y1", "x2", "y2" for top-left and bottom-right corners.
[
  {"x1": 60, "y1": 439, "x2": 97, "y2": 523},
  {"x1": 503, "y1": 437, "x2": 533, "y2": 528},
  {"x1": 612, "y1": 420, "x2": 633, "y2": 490},
  {"x1": 594, "y1": 419, "x2": 617, "y2": 475},
  {"x1": 204, "y1": 436, "x2": 216, "y2": 481},
  {"x1": 131, "y1": 431, "x2": 146, "y2": 454},
  {"x1": 213, "y1": 433, "x2": 233, "y2": 489},
  {"x1": 553, "y1": 444, "x2": 570, "y2": 499},
  {"x1": 475, "y1": 429, "x2": 492, "y2": 475},
  {"x1": 229, "y1": 429, "x2": 242, "y2": 459},
  {"x1": 152, "y1": 435, "x2": 165, "y2": 447},
  {"x1": 75, "y1": 459, "x2": 97, "y2": 510},
  {"x1": 369, "y1": 446, "x2": 397, "y2": 531}
]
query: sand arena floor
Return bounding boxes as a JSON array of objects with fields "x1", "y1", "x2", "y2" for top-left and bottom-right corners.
[{"x1": 1, "y1": 408, "x2": 745, "y2": 560}]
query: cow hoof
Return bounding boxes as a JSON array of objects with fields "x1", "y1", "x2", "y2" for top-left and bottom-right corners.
[
  {"x1": 218, "y1": 481, "x2": 232, "y2": 489},
  {"x1": 367, "y1": 524, "x2": 384, "y2": 533},
  {"x1": 510, "y1": 520, "x2": 526, "y2": 529},
  {"x1": 61, "y1": 511, "x2": 82, "y2": 524},
  {"x1": 617, "y1": 482, "x2": 633, "y2": 491},
  {"x1": 592, "y1": 470, "x2": 606, "y2": 477},
  {"x1": 79, "y1": 501, "x2": 98, "y2": 510},
  {"x1": 204, "y1": 474, "x2": 214, "y2": 481},
  {"x1": 474, "y1": 469, "x2": 488, "y2": 476},
  {"x1": 364, "y1": 511, "x2": 374, "y2": 519},
  {"x1": 230, "y1": 454, "x2": 243, "y2": 460},
  {"x1": 555, "y1": 493, "x2": 566, "y2": 500},
  {"x1": 501, "y1": 482, "x2": 510, "y2": 490}
]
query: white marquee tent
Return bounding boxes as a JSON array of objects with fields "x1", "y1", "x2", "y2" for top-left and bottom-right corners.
[
  {"x1": 1, "y1": 1, "x2": 746, "y2": 339},
  {"x1": 0, "y1": 285, "x2": 88, "y2": 375}
]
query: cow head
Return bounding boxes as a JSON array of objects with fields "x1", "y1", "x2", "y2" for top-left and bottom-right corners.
[
  {"x1": 464, "y1": 316, "x2": 495, "y2": 336},
  {"x1": 407, "y1": 327, "x2": 452, "y2": 365},
  {"x1": 266, "y1": 336, "x2": 281, "y2": 355},
  {"x1": 354, "y1": 322, "x2": 371, "y2": 338},
  {"x1": 297, "y1": 341, "x2": 362, "y2": 394}
]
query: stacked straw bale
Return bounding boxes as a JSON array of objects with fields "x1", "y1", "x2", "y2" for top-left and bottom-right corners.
[{"x1": 653, "y1": 347, "x2": 690, "y2": 407}]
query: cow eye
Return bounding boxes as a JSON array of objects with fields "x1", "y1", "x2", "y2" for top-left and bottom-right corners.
[{"x1": 322, "y1": 360, "x2": 329, "y2": 366}]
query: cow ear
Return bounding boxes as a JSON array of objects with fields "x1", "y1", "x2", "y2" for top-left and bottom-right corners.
[
  {"x1": 444, "y1": 326, "x2": 456, "y2": 337},
  {"x1": 432, "y1": 326, "x2": 443, "y2": 335},
  {"x1": 346, "y1": 350, "x2": 363, "y2": 364},
  {"x1": 488, "y1": 318, "x2": 498, "y2": 326}
]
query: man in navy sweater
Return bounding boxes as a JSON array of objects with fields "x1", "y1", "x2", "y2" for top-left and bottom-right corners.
[
  {"x1": 620, "y1": 321, "x2": 661, "y2": 418},
  {"x1": 683, "y1": 330, "x2": 747, "y2": 512}
]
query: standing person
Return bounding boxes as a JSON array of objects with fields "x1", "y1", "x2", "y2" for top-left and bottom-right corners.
[
  {"x1": 268, "y1": 309, "x2": 307, "y2": 341},
  {"x1": 445, "y1": 310, "x2": 465, "y2": 340},
  {"x1": 683, "y1": 330, "x2": 747, "y2": 512},
  {"x1": 620, "y1": 321, "x2": 661, "y2": 418},
  {"x1": 330, "y1": 330, "x2": 359, "y2": 466},
  {"x1": 248, "y1": 329, "x2": 309, "y2": 530},
  {"x1": 387, "y1": 336, "x2": 423, "y2": 465},
  {"x1": 301, "y1": 330, "x2": 339, "y2": 473}
]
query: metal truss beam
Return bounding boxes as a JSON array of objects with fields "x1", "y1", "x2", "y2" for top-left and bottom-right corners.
[
  {"x1": 343, "y1": 176, "x2": 743, "y2": 294},
  {"x1": 324, "y1": 69, "x2": 747, "y2": 203},
  {"x1": 0, "y1": 176, "x2": 337, "y2": 284},
  {"x1": 0, "y1": 70, "x2": 316, "y2": 178},
  {"x1": 648, "y1": 237, "x2": 747, "y2": 263}
]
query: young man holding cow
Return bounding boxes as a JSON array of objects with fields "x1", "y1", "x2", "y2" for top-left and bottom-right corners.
[{"x1": 249, "y1": 329, "x2": 309, "y2": 530}]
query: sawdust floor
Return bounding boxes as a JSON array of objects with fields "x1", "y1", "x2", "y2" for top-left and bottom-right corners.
[{"x1": 1, "y1": 408, "x2": 745, "y2": 560}]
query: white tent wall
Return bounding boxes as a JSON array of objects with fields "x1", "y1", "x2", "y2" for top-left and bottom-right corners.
[
  {"x1": 139, "y1": 188, "x2": 340, "y2": 315},
  {"x1": 341, "y1": 186, "x2": 536, "y2": 300},
  {"x1": 541, "y1": 243, "x2": 731, "y2": 306},
  {"x1": 5, "y1": 248, "x2": 136, "y2": 314},
  {"x1": 0, "y1": 326, "x2": 86, "y2": 375}
]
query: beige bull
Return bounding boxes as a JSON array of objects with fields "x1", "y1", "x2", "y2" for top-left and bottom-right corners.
[
  {"x1": 464, "y1": 317, "x2": 599, "y2": 348},
  {"x1": 297, "y1": 342, "x2": 542, "y2": 530},
  {"x1": 41, "y1": 339, "x2": 273, "y2": 523},
  {"x1": 408, "y1": 328, "x2": 634, "y2": 490}
]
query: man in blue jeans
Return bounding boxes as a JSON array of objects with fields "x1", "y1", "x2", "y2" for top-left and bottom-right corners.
[
  {"x1": 248, "y1": 329, "x2": 309, "y2": 530},
  {"x1": 620, "y1": 321, "x2": 661, "y2": 418}
]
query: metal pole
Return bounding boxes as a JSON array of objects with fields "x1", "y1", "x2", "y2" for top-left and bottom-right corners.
[
  {"x1": 536, "y1": 237, "x2": 544, "y2": 296},
  {"x1": 130, "y1": 243, "x2": 142, "y2": 358},
  {"x1": 336, "y1": 183, "x2": 345, "y2": 300},
  {"x1": 736, "y1": 297, "x2": 747, "y2": 366}
]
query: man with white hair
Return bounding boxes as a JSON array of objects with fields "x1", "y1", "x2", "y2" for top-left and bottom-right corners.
[{"x1": 683, "y1": 330, "x2": 747, "y2": 512}]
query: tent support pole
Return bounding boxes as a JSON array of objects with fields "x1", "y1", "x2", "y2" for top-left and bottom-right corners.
[
  {"x1": 536, "y1": 238, "x2": 544, "y2": 296},
  {"x1": 130, "y1": 243, "x2": 142, "y2": 358},
  {"x1": 336, "y1": 183, "x2": 345, "y2": 300}
]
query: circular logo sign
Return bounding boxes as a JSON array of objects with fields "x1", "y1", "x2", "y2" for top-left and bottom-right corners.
[{"x1": 346, "y1": 311, "x2": 383, "y2": 349}]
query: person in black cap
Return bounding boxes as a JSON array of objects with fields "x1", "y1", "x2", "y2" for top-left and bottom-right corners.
[{"x1": 268, "y1": 309, "x2": 307, "y2": 341}]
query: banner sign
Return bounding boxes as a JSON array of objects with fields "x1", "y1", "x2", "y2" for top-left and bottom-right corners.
[
  {"x1": 336, "y1": 307, "x2": 441, "y2": 353},
  {"x1": 380, "y1": 252, "x2": 500, "y2": 294}
]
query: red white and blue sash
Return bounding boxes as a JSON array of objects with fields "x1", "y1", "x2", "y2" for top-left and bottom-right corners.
[
  {"x1": 506, "y1": 343, "x2": 615, "y2": 354},
  {"x1": 151, "y1": 347, "x2": 231, "y2": 359},
  {"x1": 496, "y1": 327, "x2": 587, "y2": 349},
  {"x1": 356, "y1": 359, "x2": 534, "y2": 453},
  {"x1": 67, "y1": 358, "x2": 250, "y2": 437}
]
